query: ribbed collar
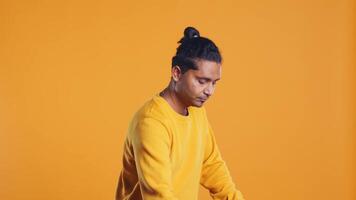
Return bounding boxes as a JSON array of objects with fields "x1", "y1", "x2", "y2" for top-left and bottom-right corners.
[{"x1": 153, "y1": 93, "x2": 192, "y2": 122}]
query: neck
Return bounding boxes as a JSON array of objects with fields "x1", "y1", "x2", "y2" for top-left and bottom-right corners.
[{"x1": 159, "y1": 82, "x2": 189, "y2": 116}]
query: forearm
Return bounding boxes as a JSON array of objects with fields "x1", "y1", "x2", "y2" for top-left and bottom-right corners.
[
  {"x1": 201, "y1": 159, "x2": 244, "y2": 200},
  {"x1": 201, "y1": 120, "x2": 245, "y2": 200}
]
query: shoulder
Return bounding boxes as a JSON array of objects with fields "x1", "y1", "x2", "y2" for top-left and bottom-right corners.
[
  {"x1": 128, "y1": 96, "x2": 171, "y2": 133},
  {"x1": 135, "y1": 96, "x2": 169, "y2": 124}
]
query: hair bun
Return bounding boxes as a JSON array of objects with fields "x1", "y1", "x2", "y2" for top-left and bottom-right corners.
[
  {"x1": 184, "y1": 27, "x2": 200, "y2": 39},
  {"x1": 178, "y1": 26, "x2": 200, "y2": 43}
]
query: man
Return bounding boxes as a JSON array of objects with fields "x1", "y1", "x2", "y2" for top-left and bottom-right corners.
[{"x1": 116, "y1": 27, "x2": 245, "y2": 200}]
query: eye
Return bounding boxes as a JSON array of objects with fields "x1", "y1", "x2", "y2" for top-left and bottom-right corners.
[{"x1": 198, "y1": 79, "x2": 206, "y2": 84}]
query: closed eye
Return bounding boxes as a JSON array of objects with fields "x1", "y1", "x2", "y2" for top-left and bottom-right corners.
[
  {"x1": 198, "y1": 79, "x2": 206, "y2": 84},
  {"x1": 197, "y1": 77, "x2": 220, "y2": 85}
]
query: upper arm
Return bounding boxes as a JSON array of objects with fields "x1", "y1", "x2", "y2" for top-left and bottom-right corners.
[{"x1": 131, "y1": 117, "x2": 178, "y2": 199}]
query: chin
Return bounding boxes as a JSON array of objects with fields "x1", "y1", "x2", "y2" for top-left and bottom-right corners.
[
  {"x1": 190, "y1": 99, "x2": 204, "y2": 107},
  {"x1": 195, "y1": 104, "x2": 204, "y2": 108}
]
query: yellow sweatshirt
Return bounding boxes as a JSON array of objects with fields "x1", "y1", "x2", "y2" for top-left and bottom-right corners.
[{"x1": 116, "y1": 93, "x2": 245, "y2": 200}]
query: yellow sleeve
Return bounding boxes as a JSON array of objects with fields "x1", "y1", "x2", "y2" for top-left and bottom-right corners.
[
  {"x1": 200, "y1": 122, "x2": 245, "y2": 200},
  {"x1": 131, "y1": 117, "x2": 178, "y2": 200}
]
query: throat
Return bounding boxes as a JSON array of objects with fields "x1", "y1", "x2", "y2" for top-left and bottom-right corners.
[{"x1": 159, "y1": 89, "x2": 189, "y2": 116}]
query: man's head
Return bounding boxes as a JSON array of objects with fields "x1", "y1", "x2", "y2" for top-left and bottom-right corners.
[{"x1": 170, "y1": 27, "x2": 222, "y2": 107}]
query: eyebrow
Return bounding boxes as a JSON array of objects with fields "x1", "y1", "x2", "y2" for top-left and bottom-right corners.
[{"x1": 196, "y1": 76, "x2": 220, "y2": 82}]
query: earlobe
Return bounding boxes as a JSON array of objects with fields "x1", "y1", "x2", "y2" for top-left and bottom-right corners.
[{"x1": 172, "y1": 65, "x2": 182, "y2": 82}]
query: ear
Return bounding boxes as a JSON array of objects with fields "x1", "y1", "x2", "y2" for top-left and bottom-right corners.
[{"x1": 171, "y1": 65, "x2": 182, "y2": 82}]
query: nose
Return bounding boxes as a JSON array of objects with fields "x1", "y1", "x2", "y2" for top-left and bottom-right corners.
[{"x1": 203, "y1": 82, "x2": 214, "y2": 97}]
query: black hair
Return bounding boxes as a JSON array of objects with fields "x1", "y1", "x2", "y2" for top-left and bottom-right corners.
[{"x1": 172, "y1": 26, "x2": 222, "y2": 74}]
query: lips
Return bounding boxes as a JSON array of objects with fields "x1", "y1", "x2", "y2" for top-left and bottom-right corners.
[{"x1": 197, "y1": 98, "x2": 208, "y2": 102}]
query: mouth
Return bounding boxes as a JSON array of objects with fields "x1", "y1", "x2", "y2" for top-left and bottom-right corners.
[{"x1": 197, "y1": 98, "x2": 208, "y2": 103}]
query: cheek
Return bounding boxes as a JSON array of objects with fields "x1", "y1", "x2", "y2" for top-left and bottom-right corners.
[
  {"x1": 178, "y1": 76, "x2": 204, "y2": 97},
  {"x1": 189, "y1": 81, "x2": 205, "y2": 95},
  {"x1": 178, "y1": 81, "x2": 195, "y2": 96}
]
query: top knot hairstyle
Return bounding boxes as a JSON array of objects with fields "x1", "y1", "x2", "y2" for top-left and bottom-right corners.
[{"x1": 172, "y1": 27, "x2": 222, "y2": 74}]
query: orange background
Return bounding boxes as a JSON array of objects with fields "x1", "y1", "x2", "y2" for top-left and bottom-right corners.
[{"x1": 0, "y1": 0, "x2": 355, "y2": 199}]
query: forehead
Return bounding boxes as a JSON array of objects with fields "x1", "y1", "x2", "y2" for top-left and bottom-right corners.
[{"x1": 190, "y1": 60, "x2": 221, "y2": 79}]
